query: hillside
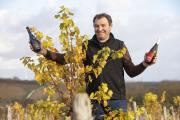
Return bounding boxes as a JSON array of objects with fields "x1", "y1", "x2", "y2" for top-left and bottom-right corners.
[
  {"x1": 0, "y1": 78, "x2": 180, "y2": 106},
  {"x1": 126, "y1": 80, "x2": 180, "y2": 104},
  {"x1": 0, "y1": 78, "x2": 40, "y2": 105}
]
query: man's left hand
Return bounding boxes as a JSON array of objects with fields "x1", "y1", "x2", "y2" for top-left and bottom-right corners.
[{"x1": 143, "y1": 53, "x2": 157, "y2": 67}]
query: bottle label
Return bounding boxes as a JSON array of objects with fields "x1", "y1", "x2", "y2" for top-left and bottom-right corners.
[{"x1": 146, "y1": 52, "x2": 153, "y2": 62}]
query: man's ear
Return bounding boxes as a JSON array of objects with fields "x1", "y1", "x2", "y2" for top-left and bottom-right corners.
[{"x1": 110, "y1": 24, "x2": 112, "y2": 30}]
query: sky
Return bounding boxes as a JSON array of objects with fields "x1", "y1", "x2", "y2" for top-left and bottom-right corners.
[{"x1": 0, "y1": 0, "x2": 180, "y2": 82}]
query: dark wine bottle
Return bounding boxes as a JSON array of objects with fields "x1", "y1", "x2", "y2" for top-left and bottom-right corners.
[
  {"x1": 26, "y1": 26, "x2": 41, "y2": 53},
  {"x1": 145, "y1": 40, "x2": 159, "y2": 64}
]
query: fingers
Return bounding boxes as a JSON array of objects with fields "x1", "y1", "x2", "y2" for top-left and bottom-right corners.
[
  {"x1": 29, "y1": 44, "x2": 32, "y2": 50},
  {"x1": 152, "y1": 55, "x2": 157, "y2": 64},
  {"x1": 29, "y1": 44, "x2": 34, "y2": 51},
  {"x1": 143, "y1": 52, "x2": 157, "y2": 67},
  {"x1": 29, "y1": 44, "x2": 47, "y2": 55}
]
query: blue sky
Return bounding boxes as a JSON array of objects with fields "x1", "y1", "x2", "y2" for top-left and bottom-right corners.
[{"x1": 0, "y1": 0, "x2": 180, "y2": 81}]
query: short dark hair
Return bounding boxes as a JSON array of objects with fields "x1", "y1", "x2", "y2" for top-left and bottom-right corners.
[{"x1": 93, "y1": 13, "x2": 112, "y2": 25}]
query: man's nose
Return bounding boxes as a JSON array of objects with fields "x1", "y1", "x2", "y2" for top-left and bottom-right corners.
[{"x1": 97, "y1": 26, "x2": 103, "y2": 31}]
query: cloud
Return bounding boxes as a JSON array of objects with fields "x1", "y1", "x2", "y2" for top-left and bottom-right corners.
[
  {"x1": 0, "y1": 0, "x2": 180, "y2": 81},
  {"x1": 0, "y1": 9, "x2": 8, "y2": 21},
  {"x1": 0, "y1": 57, "x2": 24, "y2": 69},
  {"x1": 0, "y1": 42, "x2": 14, "y2": 54}
]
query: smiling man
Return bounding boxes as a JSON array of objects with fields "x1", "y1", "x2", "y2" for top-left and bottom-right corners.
[
  {"x1": 85, "y1": 13, "x2": 156, "y2": 120},
  {"x1": 30, "y1": 13, "x2": 156, "y2": 120}
]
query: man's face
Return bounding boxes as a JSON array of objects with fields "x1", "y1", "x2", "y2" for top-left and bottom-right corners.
[{"x1": 93, "y1": 17, "x2": 112, "y2": 41}]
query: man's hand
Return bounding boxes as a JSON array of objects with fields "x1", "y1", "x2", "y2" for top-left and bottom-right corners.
[
  {"x1": 143, "y1": 53, "x2": 157, "y2": 67},
  {"x1": 30, "y1": 44, "x2": 47, "y2": 56}
]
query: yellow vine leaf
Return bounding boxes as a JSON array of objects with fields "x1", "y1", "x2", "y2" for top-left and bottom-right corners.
[{"x1": 35, "y1": 73, "x2": 42, "y2": 83}]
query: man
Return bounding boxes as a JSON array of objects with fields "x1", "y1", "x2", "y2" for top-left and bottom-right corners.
[{"x1": 30, "y1": 13, "x2": 156, "y2": 119}]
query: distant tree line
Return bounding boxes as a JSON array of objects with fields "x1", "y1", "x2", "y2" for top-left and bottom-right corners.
[
  {"x1": 0, "y1": 78, "x2": 179, "y2": 106},
  {"x1": 126, "y1": 80, "x2": 180, "y2": 105}
]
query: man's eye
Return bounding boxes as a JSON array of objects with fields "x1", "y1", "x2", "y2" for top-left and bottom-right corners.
[
  {"x1": 101, "y1": 24, "x2": 105, "y2": 27},
  {"x1": 95, "y1": 25, "x2": 99, "y2": 28}
]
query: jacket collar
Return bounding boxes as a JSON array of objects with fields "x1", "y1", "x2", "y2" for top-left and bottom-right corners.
[{"x1": 91, "y1": 33, "x2": 115, "y2": 47}]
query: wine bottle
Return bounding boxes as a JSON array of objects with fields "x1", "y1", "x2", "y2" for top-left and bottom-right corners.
[
  {"x1": 26, "y1": 26, "x2": 41, "y2": 53},
  {"x1": 145, "y1": 40, "x2": 159, "y2": 64}
]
